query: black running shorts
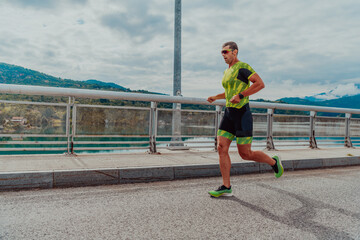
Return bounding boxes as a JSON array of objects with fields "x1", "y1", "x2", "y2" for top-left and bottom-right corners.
[{"x1": 217, "y1": 103, "x2": 253, "y2": 145}]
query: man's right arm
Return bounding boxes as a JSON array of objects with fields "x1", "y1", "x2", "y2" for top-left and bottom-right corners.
[{"x1": 207, "y1": 92, "x2": 225, "y2": 103}]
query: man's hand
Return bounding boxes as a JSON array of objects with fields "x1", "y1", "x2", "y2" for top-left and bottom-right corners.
[
  {"x1": 207, "y1": 93, "x2": 225, "y2": 103},
  {"x1": 230, "y1": 94, "x2": 240, "y2": 104},
  {"x1": 207, "y1": 96, "x2": 216, "y2": 103}
]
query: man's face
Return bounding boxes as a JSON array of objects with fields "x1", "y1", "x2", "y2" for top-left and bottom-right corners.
[{"x1": 221, "y1": 45, "x2": 237, "y2": 64}]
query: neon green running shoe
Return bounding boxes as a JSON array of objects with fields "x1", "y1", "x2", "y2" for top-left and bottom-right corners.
[
  {"x1": 272, "y1": 155, "x2": 284, "y2": 178},
  {"x1": 208, "y1": 185, "x2": 232, "y2": 197}
]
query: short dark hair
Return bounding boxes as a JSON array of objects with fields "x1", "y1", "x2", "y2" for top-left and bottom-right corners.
[{"x1": 222, "y1": 41, "x2": 238, "y2": 52}]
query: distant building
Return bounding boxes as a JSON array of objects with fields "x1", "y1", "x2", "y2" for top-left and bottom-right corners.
[{"x1": 11, "y1": 117, "x2": 27, "y2": 125}]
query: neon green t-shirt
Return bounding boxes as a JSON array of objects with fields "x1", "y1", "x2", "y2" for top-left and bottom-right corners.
[{"x1": 222, "y1": 61, "x2": 256, "y2": 109}]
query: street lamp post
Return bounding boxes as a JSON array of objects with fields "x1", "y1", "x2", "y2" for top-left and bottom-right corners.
[
  {"x1": 171, "y1": 0, "x2": 184, "y2": 148},
  {"x1": 173, "y1": 0, "x2": 181, "y2": 97}
]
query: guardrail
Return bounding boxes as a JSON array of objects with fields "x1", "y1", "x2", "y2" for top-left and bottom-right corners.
[{"x1": 0, "y1": 84, "x2": 359, "y2": 154}]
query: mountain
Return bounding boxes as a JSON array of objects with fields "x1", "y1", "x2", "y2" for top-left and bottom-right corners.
[
  {"x1": 0, "y1": 62, "x2": 158, "y2": 94},
  {"x1": 85, "y1": 79, "x2": 130, "y2": 92},
  {"x1": 303, "y1": 93, "x2": 329, "y2": 102},
  {"x1": 279, "y1": 94, "x2": 360, "y2": 110},
  {"x1": 0, "y1": 62, "x2": 208, "y2": 110},
  {"x1": 323, "y1": 94, "x2": 360, "y2": 109},
  {"x1": 304, "y1": 83, "x2": 360, "y2": 102},
  {"x1": 278, "y1": 82, "x2": 360, "y2": 110}
]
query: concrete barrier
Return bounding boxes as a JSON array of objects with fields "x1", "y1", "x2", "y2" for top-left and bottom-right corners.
[{"x1": 1, "y1": 155, "x2": 359, "y2": 191}]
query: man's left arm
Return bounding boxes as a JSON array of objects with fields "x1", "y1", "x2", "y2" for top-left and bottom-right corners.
[{"x1": 230, "y1": 73, "x2": 265, "y2": 103}]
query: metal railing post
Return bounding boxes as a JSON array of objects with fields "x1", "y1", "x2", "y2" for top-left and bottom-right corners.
[
  {"x1": 169, "y1": 102, "x2": 185, "y2": 149},
  {"x1": 172, "y1": 103, "x2": 182, "y2": 138},
  {"x1": 309, "y1": 111, "x2": 318, "y2": 149},
  {"x1": 71, "y1": 98, "x2": 76, "y2": 154},
  {"x1": 345, "y1": 113, "x2": 353, "y2": 148},
  {"x1": 66, "y1": 97, "x2": 72, "y2": 154},
  {"x1": 266, "y1": 108, "x2": 275, "y2": 150},
  {"x1": 149, "y1": 101, "x2": 157, "y2": 153},
  {"x1": 214, "y1": 105, "x2": 222, "y2": 151}
]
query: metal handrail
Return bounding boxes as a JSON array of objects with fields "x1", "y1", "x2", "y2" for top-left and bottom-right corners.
[{"x1": 1, "y1": 84, "x2": 360, "y2": 114}]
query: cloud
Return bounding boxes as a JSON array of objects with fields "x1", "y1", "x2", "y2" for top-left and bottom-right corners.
[
  {"x1": 258, "y1": 79, "x2": 333, "y2": 101},
  {"x1": 227, "y1": 0, "x2": 360, "y2": 86},
  {"x1": 101, "y1": 1, "x2": 171, "y2": 43},
  {"x1": 77, "y1": 19, "x2": 85, "y2": 25},
  {"x1": 314, "y1": 83, "x2": 360, "y2": 100},
  {"x1": 7, "y1": 0, "x2": 88, "y2": 10},
  {"x1": 0, "y1": 0, "x2": 359, "y2": 100},
  {"x1": 8, "y1": 0, "x2": 58, "y2": 9},
  {"x1": 332, "y1": 83, "x2": 360, "y2": 96}
]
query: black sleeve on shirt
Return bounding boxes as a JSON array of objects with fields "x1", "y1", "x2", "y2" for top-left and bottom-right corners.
[{"x1": 237, "y1": 68, "x2": 254, "y2": 85}]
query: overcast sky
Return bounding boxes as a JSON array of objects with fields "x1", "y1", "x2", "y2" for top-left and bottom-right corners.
[{"x1": 0, "y1": 0, "x2": 359, "y2": 100}]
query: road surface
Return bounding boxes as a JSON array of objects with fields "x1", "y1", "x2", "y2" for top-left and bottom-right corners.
[{"x1": 1, "y1": 166, "x2": 360, "y2": 239}]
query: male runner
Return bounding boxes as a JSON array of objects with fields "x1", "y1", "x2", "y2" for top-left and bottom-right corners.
[{"x1": 207, "y1": 41, "x2": 283, "y2": 197}]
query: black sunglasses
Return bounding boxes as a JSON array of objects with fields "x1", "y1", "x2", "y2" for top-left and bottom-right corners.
[{"x1": 221, "y1": 49, "x2": 233, "y2": 54}]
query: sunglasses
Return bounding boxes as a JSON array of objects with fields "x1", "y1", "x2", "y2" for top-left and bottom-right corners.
[{"x1": 221, "y1": 49, "x2": 233, "y2": 54}]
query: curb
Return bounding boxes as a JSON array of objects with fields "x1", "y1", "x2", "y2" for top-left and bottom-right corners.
[{"x1": 1, "y1": 156, "x2": 359, "y2": 191}]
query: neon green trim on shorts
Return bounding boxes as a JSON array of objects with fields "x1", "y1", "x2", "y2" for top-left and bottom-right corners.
[
  {"x1": 217, "y1": 129, "x2": 235, "y2": 141},
  {"x1": 236, "y1": 137, "x2": 253, "y2": 145}
]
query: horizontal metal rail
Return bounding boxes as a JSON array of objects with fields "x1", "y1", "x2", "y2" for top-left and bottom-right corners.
[
  {"x1": 74, "y1": 135, "x2": 150, "y2": 138},
  {"x1": 73, "y1": 146, "x2": 149, "y2": 151},
  {"x1": 158, "y1": 108, "x2": 217, "y2": 114},
  {"x1": 315, "y1": 135, "x2": 347, "y2": 138},
  {"x1": 273, "y1": 114, "x2": 310, "y2": 118},
  {"x1": 156, "y1": 145, "x2": 214, "y2": 149},
  {"x1": 253, "y1": 113, "x2": 267, "y2": 116},
  {"x1": 1, "y1": 84, "x2": 360, "y2": 114},
  {"x1": 0, "y1": 147, "x2": 68, "y2": 151},
  {"x1": 272, "y1": 136, "x2": 308, "y2": 138},
  {"x1": 0, "y1": 141, "x2": 68, "y2": 145},
  {"x1": 76, "y1": 104, "x2": 150, "y2": 111},
  {"x1": 316, "y1": 139, "x2": 345, "y2": 142},
  {"x1": 158, "y1": 140, "x2": 215, "y2": 144},
  {"x1": 0, "y1": 134, "x2": 67, "y2": 137},
  {"x1": 155, "y1": 135, "x2": 215, "y2": 138},
  {"x1": 73, "y1": 141, "x2": 149, "y2": 145},
  {"x1": 0, "y1": 99, "x2": 68, "y2": 107},
  {"x1": 273, "y1": 144, "x2": 310, "y2": 147},
  {"x1": 317, "y1": 143, "x2": 345, "y2": 146},
  {"x1": 272, "y1": 139, "x2": 310, "y2": 142}
]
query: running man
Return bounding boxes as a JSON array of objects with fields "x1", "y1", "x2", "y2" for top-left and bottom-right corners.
[{"x1": 207, "y1": 41, "x2": 283, "y2": 197}]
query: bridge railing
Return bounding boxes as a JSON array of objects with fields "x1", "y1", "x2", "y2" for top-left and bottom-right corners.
[{"x1": 0, "y1": 84, "x2": 359, "y2": 154}]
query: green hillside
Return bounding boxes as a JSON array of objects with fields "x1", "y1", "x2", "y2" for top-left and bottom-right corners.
[
  {"x1": 0, "y1": 62, "x2": 154, "y2": 93},
  {"x1": 0, "y1": 62, "x2": 211, "y2": 110},
  {"x1": 279, "y1": 95, "x2": 360, "y2": 110}
]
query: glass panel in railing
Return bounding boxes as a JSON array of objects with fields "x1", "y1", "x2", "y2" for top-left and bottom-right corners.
[
  {"x1": 157, "y1": 109, "x2": 172, "y2": 136},
  {"x1": 315, "y1": 116, "x2": 345, "y2": 137},
  {"x1": 350, "y1": 118, "x2": 360, "y2": 147},
  {"x1": 181, "y1": 111, "x2": 216, "y2": 136},
  {"x1": 0, "y1": 103, "x2": 67, "y2": 135},
  {"x1": 76, "y1": 107, "x2": 149, "y2": 135},
  {"x1": 273, "y1": 115, "x2": 310, "y2": 137},
  {"x1": 350, "y1": 118, "x2": 360, "y2": 137},
  {"x1": 253, "y1": 114, "x2": 267, "y2": 137}
]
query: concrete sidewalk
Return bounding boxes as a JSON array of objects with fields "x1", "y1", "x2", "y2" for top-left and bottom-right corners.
[{"x1": 0, "y1": 147, "x2": 359, "y2": 191}]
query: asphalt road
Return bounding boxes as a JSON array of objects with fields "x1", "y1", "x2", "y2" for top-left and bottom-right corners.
[{"x1": 1, "y1": 166, "x2": 360, "y2": 240}]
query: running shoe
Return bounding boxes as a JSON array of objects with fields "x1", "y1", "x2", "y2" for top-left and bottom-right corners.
[
  {"x1": 208, "y1": 185, "x2": 232, "y2": 197},
  {"x1": 272, "y1": 155, "x2": 284, "y2": 178}
]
